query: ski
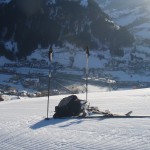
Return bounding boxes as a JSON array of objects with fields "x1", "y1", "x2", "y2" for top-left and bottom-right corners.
[
  {"x1": 53, "y1": 104, "x2": 134, "y2": 119},
  {"x1": 53, "y1": 111, "x2": 134, "y2": 119},
  {"x1": 87, "y1": 106, "x2": 133, "y2": 117},
  {"x1": 82, "y1": 115, "x2": 150, "y2": 119},
  {"x1": 53, "y1": 115, "x2": 150, "y2": 119}
]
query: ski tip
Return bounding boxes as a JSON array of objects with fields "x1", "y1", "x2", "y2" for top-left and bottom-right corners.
[{"x1": 125, "y1": 111, "x2": 133, "y2": 116}]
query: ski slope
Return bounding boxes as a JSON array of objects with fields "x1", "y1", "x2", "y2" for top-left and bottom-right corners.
[{"x1": 0, "y1": 88, "x2": 150, "y2": 150}]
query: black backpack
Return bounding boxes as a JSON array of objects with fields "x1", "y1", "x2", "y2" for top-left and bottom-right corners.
[{"x1": 53, "y1": 95, "x2": 87, "y2": 118}]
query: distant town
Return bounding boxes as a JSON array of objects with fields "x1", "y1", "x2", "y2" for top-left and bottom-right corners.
[{"x1": 0, "y1": 52, "x2": 150, "y2": 101}]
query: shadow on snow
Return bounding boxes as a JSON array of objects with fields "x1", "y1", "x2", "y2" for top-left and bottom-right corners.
[
  {"x1": 30, "y1": 117, "x2": 106, "y2": 130},
  {"x1": 30, "y1": 116, "x2": 150, "y2": 130}
]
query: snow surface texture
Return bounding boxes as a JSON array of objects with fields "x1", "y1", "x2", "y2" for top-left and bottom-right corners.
[{"x1": 0, "y1": 88, "x2": 150, "y2": 150}]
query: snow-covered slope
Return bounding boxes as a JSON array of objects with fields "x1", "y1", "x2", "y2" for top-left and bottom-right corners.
[
  {"x1": 0, "y1": 88, "x2": 150, "y2": 150},
  {"x1": 96, "y1": 0, "x2": 150, "y2": 59}
]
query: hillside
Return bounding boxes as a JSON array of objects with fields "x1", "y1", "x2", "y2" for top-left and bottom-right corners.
[
  {"x1": 0, "y1": 88, "x2": 150, "y2": 149},
  {"x1": 0, "y1": 0, "x2": 149, "y2": 94},
  {"x1": 0, "y1": 0, "x2": 134, "y2": 60},
  {"x1": 96, "y1": 0, "x2": 150, "y2": 60}
]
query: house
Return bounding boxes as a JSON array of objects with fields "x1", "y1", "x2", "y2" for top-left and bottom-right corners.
[{"x1": 8, "y1": 87, "x2": 17, "y2": 95}]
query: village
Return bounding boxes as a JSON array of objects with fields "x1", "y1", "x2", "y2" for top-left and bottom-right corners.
[{"x1": 0, "y1": 54, "x2": 149, "y2": 101}]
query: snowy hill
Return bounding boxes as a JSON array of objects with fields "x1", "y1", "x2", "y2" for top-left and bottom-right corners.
[
  {"x1": 0, "y1": 88, "x2": 150, "y2": 149},
  {"x1": 0, "y1": 0, "x2": 134, "y2": 60},
  {"x1": 96, "y1": 0, "x2": 150, "y2": 59}
]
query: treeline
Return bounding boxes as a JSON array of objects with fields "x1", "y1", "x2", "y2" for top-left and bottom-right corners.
[{"x1": 0, "y1": 0, "x2": 134, "y2": 60}]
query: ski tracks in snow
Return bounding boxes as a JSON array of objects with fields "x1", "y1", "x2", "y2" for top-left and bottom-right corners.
[
  {"x1": 0, "y1": 89, "x2": 150, "y2": 150},
  {"x1": 0, "y1": 116, "x2": 150, "y2": 150}
]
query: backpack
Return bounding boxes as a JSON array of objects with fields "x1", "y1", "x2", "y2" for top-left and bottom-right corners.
[{"x1": 53, "y1": 95, "x2": 87, "y2": 118}]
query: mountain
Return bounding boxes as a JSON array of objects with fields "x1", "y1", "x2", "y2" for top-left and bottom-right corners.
[
  {"x1": 0, "y1": 0, "x2": 134, "y2": 60},
  {"x1": 96, "y1": 0, "x2": 150, "y2": 60}
]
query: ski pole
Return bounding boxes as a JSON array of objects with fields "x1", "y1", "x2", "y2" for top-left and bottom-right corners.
[
  {"x1": 46, "y1": 45, "x2": 53, "y2": 120},
  {"x1": 85, "y1": 46, "x2": 89, "y2": 102}
]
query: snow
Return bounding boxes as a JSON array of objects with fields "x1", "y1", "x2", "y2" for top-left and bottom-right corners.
[
  {"x1": 1, "y1": 95, "x2": 20, "y2": 101},
  {"x1": 136, "y1": 45, "x2": 150, "y2": 55},
  {"x1": 28, "y1": 46, "x2": 110, "y2": 69},
  {"x1": 106, "y1": 71, "x2": 150, "y2": 82},
  {"x1": 80, "y1": 0, "x2": 88, "y2": 7},
  {"x1": 0, "y1": 56, "x2": 13, "y2": 66},
  {"x1": 73, "y1": 51, "x2": 107, "y2": 69},
  {"x1": 0, "y1": 88, "x2": 150, "y2": 149},
  {"x1": 0, "y1": 74, "x2": 11, "y2": 84},
  {"x1": 27, "y1": 49, "x2": 48, "y2": 63},
  {"x1": 96, "y1": 0, "x2": 111, "y2": 9},
  {"x1": 88, "y1": 85, "x2": 109, "y2": 92},
  {"x1": 111, "y1": 7, "x2": 147, "y2": 26},
  {"x1": 96, "y1": 0, "x2": 150, "y2": 63},
  {"x1": 105, "y1": 18, "x2": 120, "y2": 30},
  {"x1": 135, "y1": 28, "x2": 150, "y2": 39},
  {"x1": 46, "y1": 0, "x2": 56, "y2": 5},
  {"x1": 4, "y1": 41, "x2": 18, "y2": 53}
]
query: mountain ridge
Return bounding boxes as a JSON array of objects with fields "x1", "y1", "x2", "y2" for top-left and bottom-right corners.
[
  {"x1": 0, "y1": 0, "x2": 134, "y2": 60},
  {"x1": 96, "y1": 0, "x2": 150, "y2": 60}
]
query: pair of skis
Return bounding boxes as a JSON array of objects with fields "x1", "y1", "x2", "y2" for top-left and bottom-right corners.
[
  {"x1": 54, "y1": 112, "x2": 134, "y2": 119},
  {"x1": 87, "y1": 106, "x2": 133, "y2": 116},
  {"x1": 85, "y1": 107, "x2": 133, "y2": 118},
  {"x1": 54, "y1": 107, "x2": 133, "y2": 119}
]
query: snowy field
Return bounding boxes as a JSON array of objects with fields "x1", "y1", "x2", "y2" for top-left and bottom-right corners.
[{"x1": 0, "y1": 88, "x2": 150, "y2": 150}]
